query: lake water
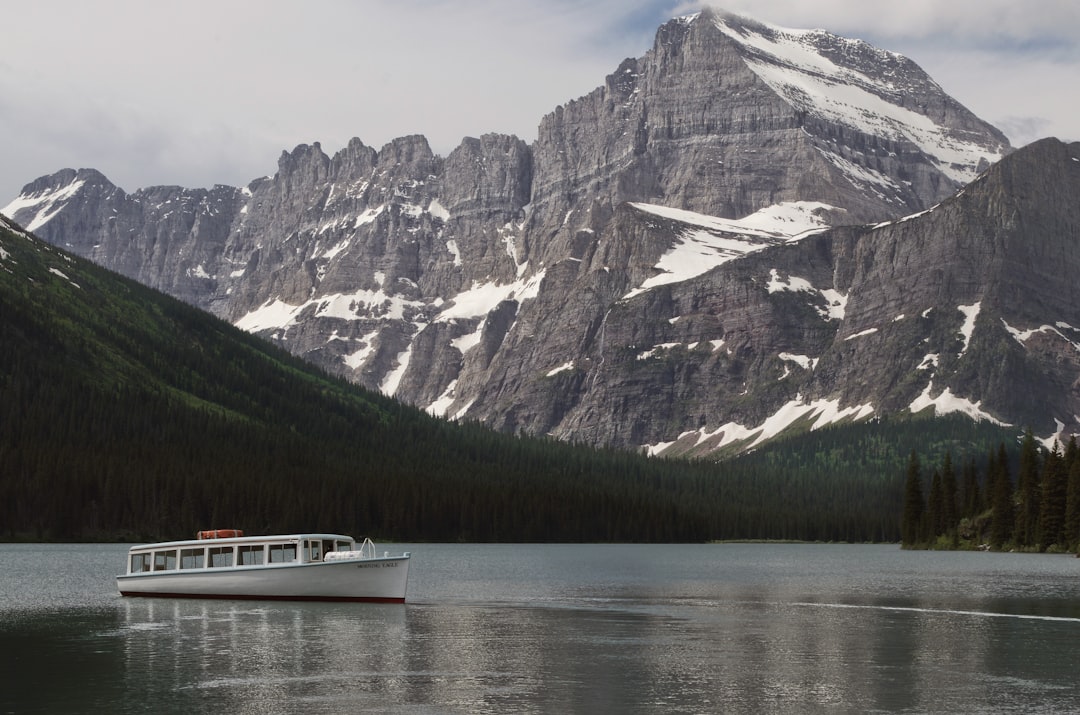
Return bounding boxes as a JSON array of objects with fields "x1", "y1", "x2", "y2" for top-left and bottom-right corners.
[{"x1": 3, "y1": 543, "x2": 1080, "y2": 714}]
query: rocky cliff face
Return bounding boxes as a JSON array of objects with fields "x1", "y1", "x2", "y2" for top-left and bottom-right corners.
[
  {"x1": 6, "y1": 9, "x2": 1036, "y2": 454},
  {"x1": 4, "y1": 168, "x2": 246, "y2": 307},
  {"x1": 594, "y1": 138, "x2": 1080, "y2": 456}
]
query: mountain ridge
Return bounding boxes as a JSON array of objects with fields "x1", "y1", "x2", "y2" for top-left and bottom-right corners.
[{"x1": 5, "y1": 9, "x2": 1052, "y2": 456}]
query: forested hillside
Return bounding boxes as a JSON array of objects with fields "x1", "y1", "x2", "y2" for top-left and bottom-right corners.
[
  {"x1": 0, "y1": 217, "x2": 1018, "y2": 543},
  {"x1": 903, "y1": 431, "x2": 1080, "y2": 552}
]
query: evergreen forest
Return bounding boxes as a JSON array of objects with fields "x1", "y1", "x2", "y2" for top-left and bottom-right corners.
[
  {"x1": 0, "y1": 218, "x2": 1020, "y2": 544},
  {"x1": 902, "y1": 430, "x2": 1080, "y2": 552}
]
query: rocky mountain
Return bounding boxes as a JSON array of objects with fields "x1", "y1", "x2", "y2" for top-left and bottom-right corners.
[{"x1": 6, "y1": 8, "x2": 1042, "y2": 456}]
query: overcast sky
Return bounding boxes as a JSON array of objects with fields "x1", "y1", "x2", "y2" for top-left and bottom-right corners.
[{"x1": 2, "y1": 0, "x2": 1077, "y2": 203}]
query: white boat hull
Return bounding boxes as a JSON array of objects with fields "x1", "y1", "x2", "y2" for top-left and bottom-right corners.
[{"x1": 116, "y1": 556, "x2": 410, "y2": 603}]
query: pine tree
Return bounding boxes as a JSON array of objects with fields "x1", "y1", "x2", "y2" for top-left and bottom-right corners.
[
  {"x1": 1064, "y1": 439, "x2": 1080, "y2": 551},
  {"x1": 1037, "y1": 443, "x2": 1067, "y2": 551},
  {"x1": 961, "y1": 456, "x2": 982, "y2": 518},
  {"x1": 902, "y1": 450, "x2": 924, "y2": 546},
  {"x1": 989, "y1": 443, "x2": 1015, "y2": 549},
  {"x1": 927, "y1": 468, "x2": 945, "y2": 540},
  {"x1": 941, "y1": 451, "x2": 958, "y2": 544},
  {"x1": 1014, "y1": 429, "x2": 1041, "y2": 548}
]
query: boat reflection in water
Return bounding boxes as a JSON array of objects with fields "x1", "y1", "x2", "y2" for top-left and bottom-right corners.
[{"x1": 118, "y1": 597, "x2": 412, "y2": 711}]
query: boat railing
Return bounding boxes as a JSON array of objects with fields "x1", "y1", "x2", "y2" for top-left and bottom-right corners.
[{"x1": 323, "y1": 537, "x2": 379, "y2": 562}]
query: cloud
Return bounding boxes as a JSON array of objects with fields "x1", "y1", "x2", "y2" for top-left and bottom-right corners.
[
  {"x1": 0, "y1": 70, "x2": 278, "y2": 193},
  {"x1": 0, "y1": 0, "x2": 679, "y2": 198},
  {"x1": 914, "y1": 46, "x2": 1080, "y2": 146},
  {"x1": 0, "y1": 0, "x2": 1077, "y2": 203},
  {"x1": 718, "y1": 0, "x2": 1080, "y2": 48}
]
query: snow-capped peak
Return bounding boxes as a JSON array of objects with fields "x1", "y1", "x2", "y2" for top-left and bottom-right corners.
[
  {"x1": 706, "y1": 11, "x2": 1008, "y2": 184},
  {"x1": 2, "y1": 177, "x2": 86, "y2": 232}
]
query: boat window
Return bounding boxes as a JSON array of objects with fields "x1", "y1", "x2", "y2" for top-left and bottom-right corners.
[
  {"x1": 208, "y1": 546, "x2": 234, "y2": 568},
  {"x1": 335, "y1": 540, "x2": 351, "y2": 552},
  {"x1": 322, "y1": 539, "x2": 336, "y2": 556},
  {"x1": 268, "y1": 543, "x2": 297, "y2": 563},
  {"x1": 130, "y1": 552, "x2": 151, "y2": 573},
  {"x1": 237, "y1": 545, "x2": 264, "y2": 565},
  {"x1": 180, "y1": 548, "x2": 205, "y2": 569},
  {"x1": 153, "y1": 550, "x2": 177, "y2": 571}
]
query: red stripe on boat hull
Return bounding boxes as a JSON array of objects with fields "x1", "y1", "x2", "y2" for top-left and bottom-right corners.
[{"x1": 119, "y1": 591, "x2": 405, "y2": 603}]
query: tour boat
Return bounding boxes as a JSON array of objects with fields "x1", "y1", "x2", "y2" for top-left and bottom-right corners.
[{"x1": 116, "y1": 531, "x2": 411, "y2": 602}]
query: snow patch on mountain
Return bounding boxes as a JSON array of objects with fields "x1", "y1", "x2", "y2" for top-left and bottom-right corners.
[
  {"x1": 354, "y1": 206, "x2": 384, "y2": 228},
  {"x1": 957, "y1": 302, "x2": 980, "y2": 355},
  {"x1": 873, "y1": 206, "x2": 936, "y2": 230},
  {"x1": 435, "y1": 271, "x2": 546, "y2": 322},
  {"x1": 635, "y1": 200, "x2": 834, "y2": 240},
  {"x1": 766, "y1": 268, "x2": 847, "y2": 320},
  {"x1": 646, "y1": 395, "x2": 874, "y2": 456},
  {"x1": 318, "y1": 237, "x2": 352, "y2": 263},
  {"x1": 342, "y1": 331, "x2": 380, "y2": 370},
  {"x1": 822, "y1": 151, "x2": 903, "y2": 200},
  {"x1": 636, "y1": 341, "x2": 721, "y2": 360},
  {"x1": 382, "y1": 339, "x2": 421, "y2": 396},
  {"x1": 1002, "y1": 319, "x2": 1080, "y2": 353},
  {"x1": 451, "y1": 319, "x2": 485, "y2": 355},
  {"x1": 48, "y1": 267, "x2": 80, "y2": 289},
  {"x1": 779, "y1": 352, "x2": 817, "y2": 370},
  {"x1": 1039, "y1": 419, "x2": 1070, "y2": 452},
  {"x1": 909, "y1": 381, "x2": 1005, "y2": 424},
  {"x1": 428, "y1": 199, "x2": 450, "y2": 222},
  {"x1": 546, "y1": 361, "x2": 576, "y2": 377},
  {"x1": 845, "y1": 327, "x2": 879, "y2": 341},
  {"x1": 2, "y1": 179, "x2": 86, "y2": 232},
  {"x1": 427, "y1": 379, "x2": 460, "y2": 417},
  {"x1": 234, "y1": 288, "x2": 426, "y2": 332},
  {"x1": 446, "y1": 239, "x2": 462, "y2": 266},
  {"x1": 623, "y1": 201, "x2": 833, "y2": 299}
]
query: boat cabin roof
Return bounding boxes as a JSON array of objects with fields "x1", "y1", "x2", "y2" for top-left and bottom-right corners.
[{"x1": 126, "y1": 533, "x2": 355, "y2": 553}]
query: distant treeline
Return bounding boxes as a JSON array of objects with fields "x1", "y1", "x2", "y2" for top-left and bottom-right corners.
[
  {"x1": 0, "y1": 335, "x2": 1014, "y2": 544},
  {"x1": 901, "y1": 431, "x2": 1080, "y2": 552},
  {"x1": 1, "y1": 356, "x2": 910, "y2": 544}
]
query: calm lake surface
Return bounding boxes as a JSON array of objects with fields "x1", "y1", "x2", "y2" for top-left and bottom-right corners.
[{"x1": 3, "y1": 543, "x2": 1080, "y2": 714}]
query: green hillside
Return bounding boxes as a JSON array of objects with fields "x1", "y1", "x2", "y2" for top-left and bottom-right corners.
[{"x1": 0, "y1": 216, "x2": 1018, "y2": 543}]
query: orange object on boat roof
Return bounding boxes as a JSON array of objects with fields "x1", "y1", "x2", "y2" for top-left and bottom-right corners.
[{"x1": 196, "y1": 529, "x2": 244, "y2": 540}]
